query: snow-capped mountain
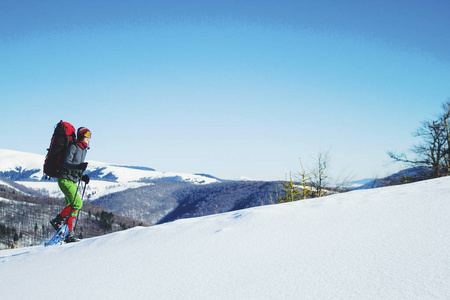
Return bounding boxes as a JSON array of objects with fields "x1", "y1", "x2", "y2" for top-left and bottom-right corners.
[
  {"x1": 0, "y1": 149, "x2": 44, "y2": 181},
  {"x1": 1, "y1": 176, "x2": 449, "y2": 299},
  {"x1": 0, "y1": 149, "x2": 219, "y2": 200},
  {"x1": 0, "y1": 149, "x2": 219, "y2": 184}
]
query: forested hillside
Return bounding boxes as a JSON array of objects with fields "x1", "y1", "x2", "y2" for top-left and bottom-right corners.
[
  {"x1": 92, "y1": 180, "x2": 279, "y2": 225},
  {"x1": 0, "y1": 182, "x2": 147, "y2": 249}
]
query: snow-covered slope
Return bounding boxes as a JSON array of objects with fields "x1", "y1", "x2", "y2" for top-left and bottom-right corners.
[
  {"x1": 0, "y1": 178, "x2": 32, "y2": 195},
  {"x1": 0, "y1": 149, "x2": 219, "y2": 199},
  {"x1": 1, "y1": 176, "x2": 449, "y2": 299}
]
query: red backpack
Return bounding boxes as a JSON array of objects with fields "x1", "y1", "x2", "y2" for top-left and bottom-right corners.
[{"x1": 43, "y1": 121, "x2": 76, "y2": 179}]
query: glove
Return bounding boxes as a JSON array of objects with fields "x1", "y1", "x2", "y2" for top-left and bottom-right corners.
[
  {"x1": 78, "y1": 162, "x2": 88, "y2": 171},
  {"x1": 82, "y1": 174, "x2": 90, "y2": 184}
]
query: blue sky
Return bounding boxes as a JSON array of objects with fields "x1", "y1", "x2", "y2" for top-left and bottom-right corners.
[{"x1": 1, "y1": 1, "x2": 449, "y2": 181}]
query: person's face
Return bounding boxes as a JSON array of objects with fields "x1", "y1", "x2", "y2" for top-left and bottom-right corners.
[{"x1": 83, "y1": 135, "x2": 91, "y2": 144}]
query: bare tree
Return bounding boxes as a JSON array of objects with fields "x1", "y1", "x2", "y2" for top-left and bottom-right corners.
[
  {"x1": 311, "y1": 150, "x2": 330, "y2": 197},
  {"x1": 442, "y1": 101, "x2": 450, "y2": 173},
  {"x1": 388, "y1": 100, "x2": 450, "y2": 178}
]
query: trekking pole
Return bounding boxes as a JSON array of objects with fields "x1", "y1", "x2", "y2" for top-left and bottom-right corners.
[
  {"x1": 73, "y1": 181, "x2": 87, "y2": 233},
  {"x1": 71, "y1": 170, "x2": 85, "y2": 233},
  {"x1": 72, "y1": 169, "x2": 84, "y2": 207}
]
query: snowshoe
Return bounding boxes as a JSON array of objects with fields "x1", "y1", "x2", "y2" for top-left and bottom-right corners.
[{"x1": 45, "y1": 224, "x2": 69, "y2": 247}]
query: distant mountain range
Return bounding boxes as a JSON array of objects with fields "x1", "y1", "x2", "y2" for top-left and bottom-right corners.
[
  {"x1": 0, "y1": 148, "x2": 433, "y2": 231},
  {"x1": 92, "y1": 180, "x2": 280, "y2": 226},
  {"x1": 0, "y1": 148, "x2": 220, "y2": 201},
  {"x1": 0, "y1": 149, "x2": 279, "y2": 226},
  {"x1": 357, "y1": 166, "x2": 433, "y2": 189},
  {"x1": 0, "y1": 149, "x2": 220, "y2": 184}
]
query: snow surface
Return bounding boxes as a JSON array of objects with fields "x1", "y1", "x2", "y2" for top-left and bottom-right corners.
[{"x1": 1, "y1": 177, "x2": 449, "y2": 299}]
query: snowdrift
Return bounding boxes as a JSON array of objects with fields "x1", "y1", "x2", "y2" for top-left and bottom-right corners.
[{"x1": 1, "y1": 177, "x2": 449, "y2": 299}]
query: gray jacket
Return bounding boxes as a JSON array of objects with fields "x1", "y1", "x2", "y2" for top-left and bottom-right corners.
[{"x1": 60, "y1": 143, "x2": 87, "y2": 183}]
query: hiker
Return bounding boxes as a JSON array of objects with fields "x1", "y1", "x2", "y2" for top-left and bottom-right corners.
[{"x1": 50, "y1": 127, "x2": 91, "y2": 243}]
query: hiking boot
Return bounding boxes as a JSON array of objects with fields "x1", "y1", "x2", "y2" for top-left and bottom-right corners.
[
  {"x1": 65, "y1": 231, "x2": 78, "y2": 243},
  {"x1": 50, "y1": 215, "x2": 64, "y2": 231}
]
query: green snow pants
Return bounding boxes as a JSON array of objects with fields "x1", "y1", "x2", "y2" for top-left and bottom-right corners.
[{"x1": 58, "y1": 178, "x2": 83, "y2": 217}]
